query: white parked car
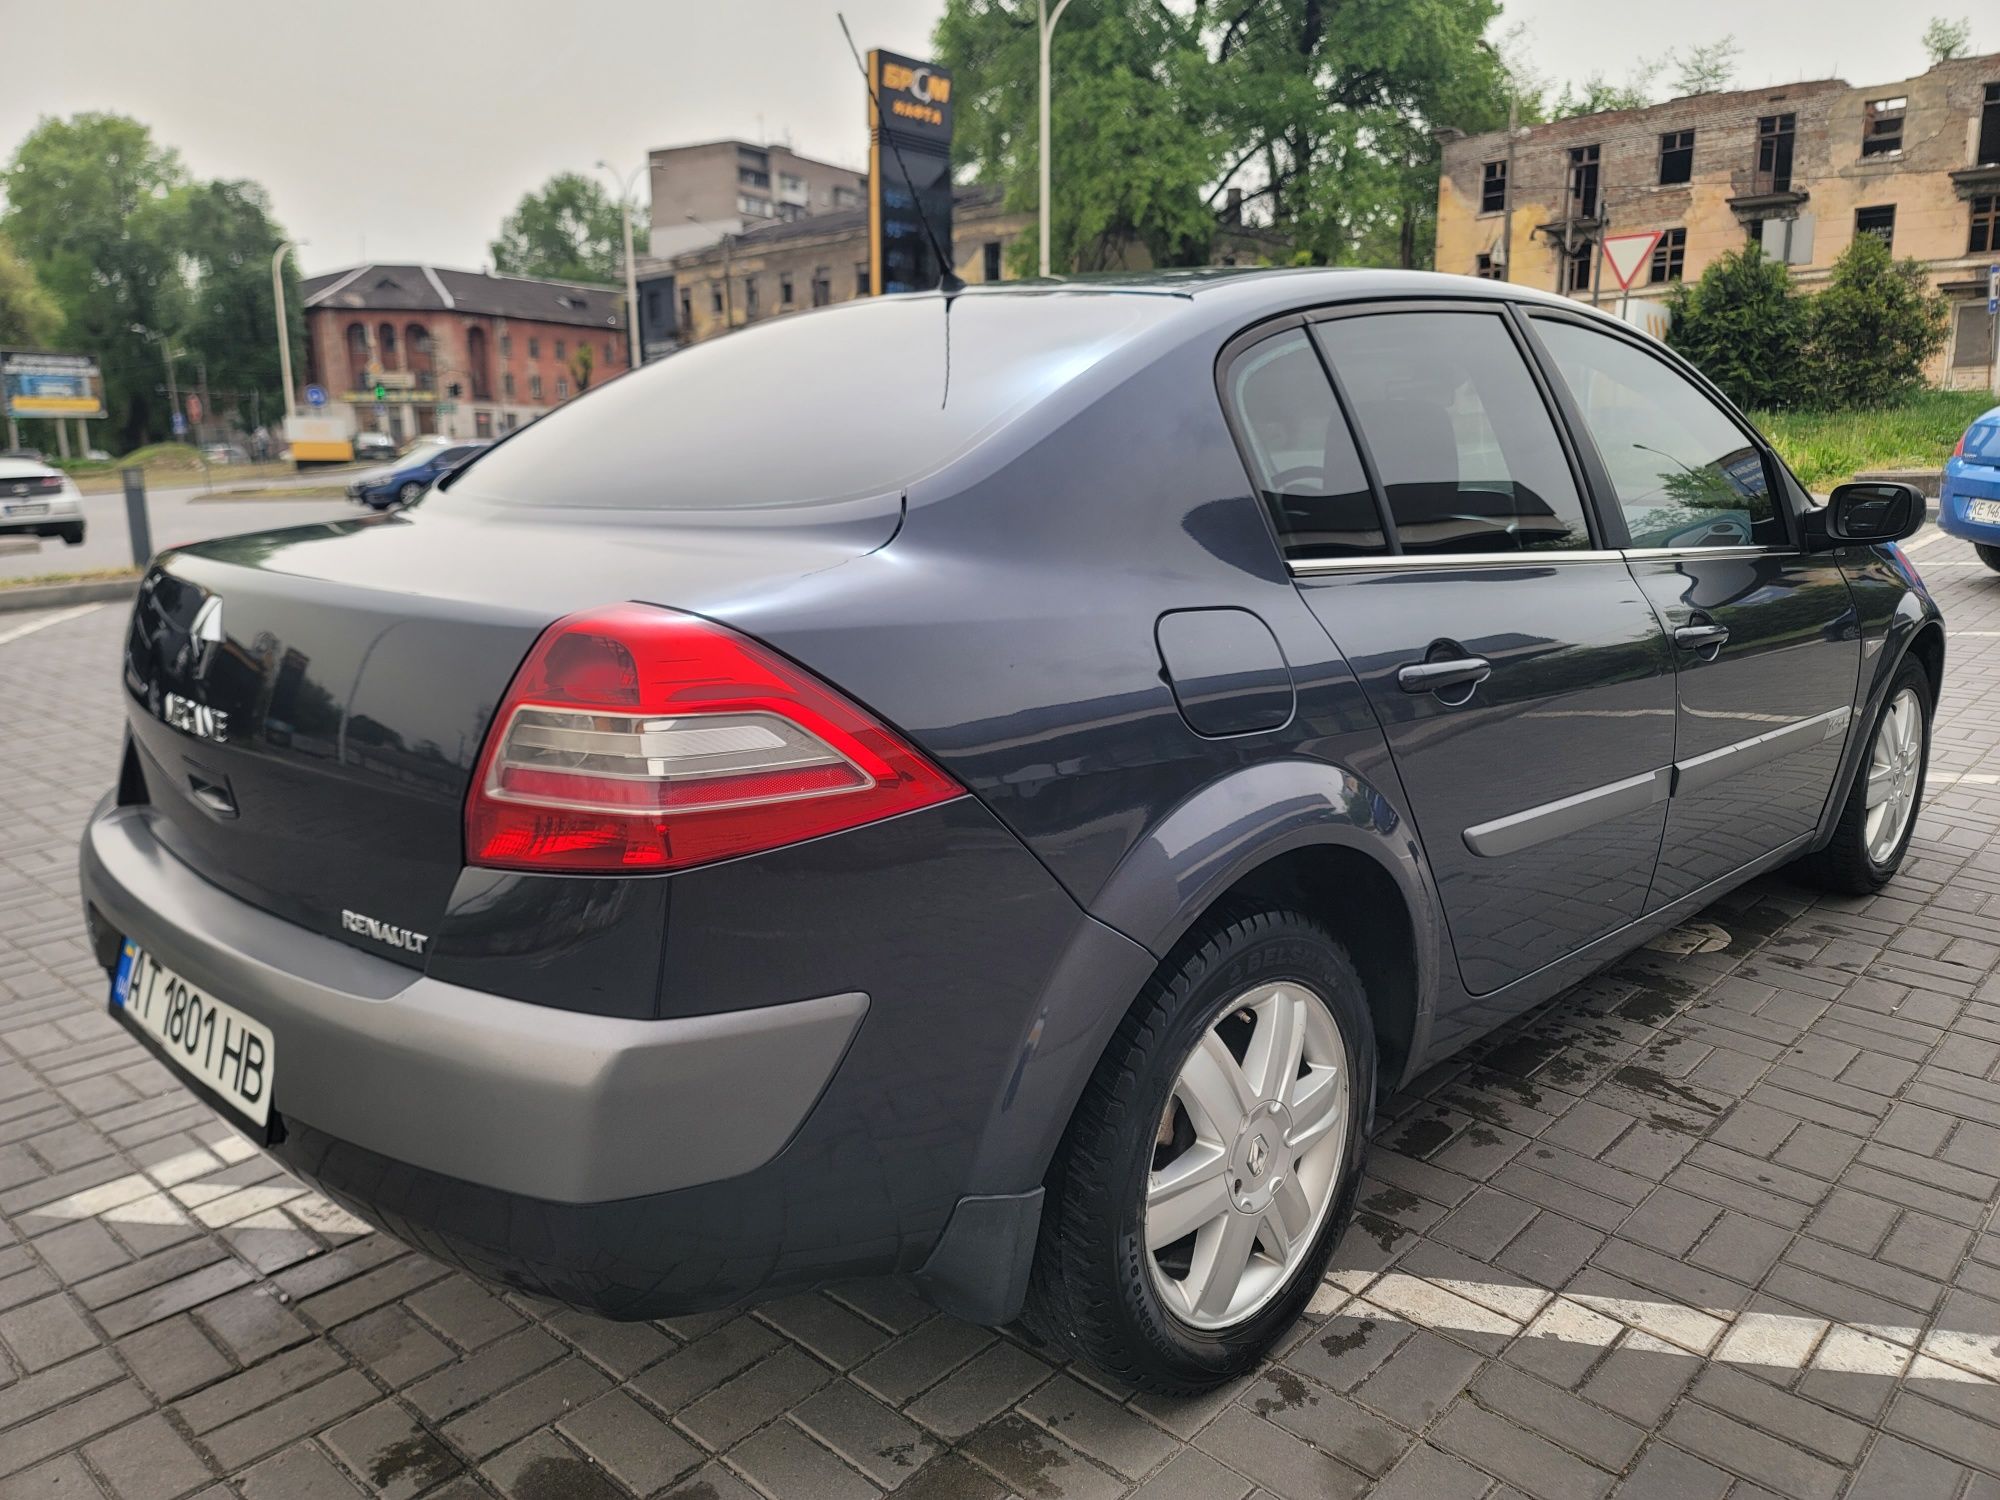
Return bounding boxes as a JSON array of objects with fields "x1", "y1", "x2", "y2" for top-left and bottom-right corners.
[{"x1": 0, "y1": 456, "x2": 85, "y2": 545}]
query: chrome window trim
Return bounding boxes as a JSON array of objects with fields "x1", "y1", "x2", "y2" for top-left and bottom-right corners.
[
  {"x1": 1289, "y1": 549, "x2": 1623, "y2": 575},
  {"x1": 1620, "y1": 545, "x2": 1790, "y2": 561}
]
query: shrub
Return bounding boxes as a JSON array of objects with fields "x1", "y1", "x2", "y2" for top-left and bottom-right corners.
[
  {"x1": 1664, "y1": 245, "x2": 1809, "y2": 411},
  {"x1": 1804, "y1": 232, "x2": 1949, "y2": 408}
]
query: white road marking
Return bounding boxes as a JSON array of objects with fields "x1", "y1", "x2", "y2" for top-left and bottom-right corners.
[
  {"x1": 1342, "y1": 1272, "x2": 1996, "y2": 1384},
  {"x1": 0, "y1": 602, "x2": 100, "y2": 646},
  {"x1": 1947, "y1": 630, "x2": 2000, "y2": 637}
]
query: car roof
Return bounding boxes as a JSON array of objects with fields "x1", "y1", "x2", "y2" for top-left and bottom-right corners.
[{"x1": 0, "y1": 457, "x2": 58, "y2": 479}]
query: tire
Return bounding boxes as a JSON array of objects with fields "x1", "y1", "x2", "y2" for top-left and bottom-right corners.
[
  {"x1": 1026, "y1": 903, "x2": 1375, "y2": 1392},
  {"x1": 58, "y1": 523, "x2": 83, "y2": 546},
  {"x1": 1793, "y1": 656, "x2": 1932, "y2": 894},
  {"x1": 1977, "y1": 544, "x2": 2000, "y2": 573}
]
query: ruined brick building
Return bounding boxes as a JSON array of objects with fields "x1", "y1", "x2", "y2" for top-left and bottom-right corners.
[{"x1": 1437, "y1": 53, "x2": 2000, "y2": 386}]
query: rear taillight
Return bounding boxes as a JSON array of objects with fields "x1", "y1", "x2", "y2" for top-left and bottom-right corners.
[
  {"x1": 465, "y1": 604, "x2": 961, "y2": 873},
  {"x1": 1954, "y1": 432, "x2": 1967, "y2": 458}
]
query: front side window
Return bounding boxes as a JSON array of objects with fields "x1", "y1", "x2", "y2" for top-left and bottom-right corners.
[
  {"x1": 1532, "y1": 317, "x2": 1782, "y2": 550},
  {"x1": 1226, "y1": 329, "x2": 1381, "y2": 560},
  {"x1": 1316, "y1": 310, "x2": 1591, "y2": 555}
]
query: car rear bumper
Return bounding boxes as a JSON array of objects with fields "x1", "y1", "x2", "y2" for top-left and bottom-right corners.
[
  {"x1": 79, "y1": 789, "x2": 1130, "y2": 1318},
  {"x1": 1938, "y1": 464, "x2": 2000, "y2": 543},
  {"x1": 81, "y1": 799, "x2": 867, "y2": 1206}
]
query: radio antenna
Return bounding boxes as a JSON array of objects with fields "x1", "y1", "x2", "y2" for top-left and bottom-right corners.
[{"x1": 837, "y1": 13, "x2": 964, "y2": 296}]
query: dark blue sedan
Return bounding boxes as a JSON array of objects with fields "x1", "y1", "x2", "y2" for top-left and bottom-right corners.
[{"x1": 347, "y1": 438, "x2": 490, "y2": 509}]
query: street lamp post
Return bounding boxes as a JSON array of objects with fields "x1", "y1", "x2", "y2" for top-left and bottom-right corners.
[
  {"x1": 599, "y1": 161, "x2": 647, "y2": 368},
  {"x1": 1038, "y1": 0, "x2": 1077, "y2": 278},
  {"x1": 271, "y1": 240, "x2": 306, "y2": 430}
]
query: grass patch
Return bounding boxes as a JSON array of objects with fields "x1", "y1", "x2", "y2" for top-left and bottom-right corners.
[
  {"x1": 0, "y1": 567, "x2": 139, "y2": 591},
  {"x1": 1753, "y1": 390, "x2": 1996, "y2": 490}
]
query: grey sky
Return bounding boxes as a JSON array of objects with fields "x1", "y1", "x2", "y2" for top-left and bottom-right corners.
[{"x1": 0, "y1": 0, "x2": 1985, "y2": 279}]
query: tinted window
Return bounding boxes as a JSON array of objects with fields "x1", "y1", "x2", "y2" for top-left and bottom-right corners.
[
  {"x1": 443, "y1": 293, "x2": 1177, "y2": 510},
  {"x1": 1532, "y1": 318, "x2": 1783, "y2": 549},
  {"x1": 1315, "y1": 311, "x2": 1591, "y2": 554},
  {"x1": 1227, "y1": 330, "x2": 1382, "y2": 559}
]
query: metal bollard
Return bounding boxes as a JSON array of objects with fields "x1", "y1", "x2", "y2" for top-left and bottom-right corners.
[{"x1": 121, "y1": 467, "x2": 153, "y2": 568}]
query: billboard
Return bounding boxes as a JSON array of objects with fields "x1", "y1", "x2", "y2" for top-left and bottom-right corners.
[
  {"x1": 867, "y1": 50, "x2": 955, "y2": 297},
  {"x1": 2, "y1": 349, "x2": 106, "y2": 419}
]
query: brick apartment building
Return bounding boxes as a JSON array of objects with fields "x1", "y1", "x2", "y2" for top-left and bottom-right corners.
[
  {"x1": 1436, "y1": 53, "x2": 2000, "y2": 386},
  {"x1": 635, "y1": 184, "x2": 1290, "y2": 353},
  {"x1": 299, "y1": 265, "x2": 630, "y2": 443}
]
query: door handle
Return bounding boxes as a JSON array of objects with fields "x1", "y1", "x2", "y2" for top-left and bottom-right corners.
[
  {"x1": 1673, "y1": 624, "x2": 1730, "y2": 651},
  {"x1": 1397, "y1": 657, "x2": 1492, "y2": 695}
]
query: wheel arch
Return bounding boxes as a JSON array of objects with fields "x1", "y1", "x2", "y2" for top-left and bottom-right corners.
[{"x1": 963, "y1": 759, "x2": 1441, "y2": 1201}]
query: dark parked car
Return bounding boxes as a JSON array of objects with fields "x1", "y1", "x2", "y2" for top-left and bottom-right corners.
[
  {"x1": 81, "y1": 270, "x2": 1938, "y2": 1391},
  {"x1": 346, "y1": 438, "x2": 489, "y2": 508}
]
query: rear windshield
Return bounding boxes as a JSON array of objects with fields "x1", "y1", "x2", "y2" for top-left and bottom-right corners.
[
  {"x1": 1964, "y1": 419, "x2": 2000, "y2": 462},
  {"x1": 442, "y1": 292, "x2": 1180, "y2": 511}
]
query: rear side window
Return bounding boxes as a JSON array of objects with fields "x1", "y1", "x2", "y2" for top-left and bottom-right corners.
[
  {"x1": 1532, "y1": 317, "x2": 1783, "y2": 549},
  {"x1": 443, "y1": 293, "x2": 1178, "y2": 511},
  {"x1": 1314, "y1": 311, "x2": 1592, "y2": 555},
  {"x1": 1226, "y1": 329, "x2": 1383, "y2": 559}
]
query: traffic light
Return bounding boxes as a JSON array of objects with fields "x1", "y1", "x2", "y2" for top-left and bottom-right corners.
[{"x1": 373, "y1": 383, "x2": 386, "y2": 401}]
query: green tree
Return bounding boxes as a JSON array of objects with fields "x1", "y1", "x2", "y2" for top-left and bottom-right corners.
[
  {"x1": 1670, "y1": 36, "x2": 1738, "y2": 95},
  {"x1": 0, "y1": 232, "x2": 61, "y2": 347},
  {"x1": 1665, "y1": 244, "x2": 1810, "y2": 410},
  {"x1": 490, "y1": 173, "x2": 647, "y2": 285},
  {"x1": 1922, "y1": 16, "x2": 1971, "y2": 62},
  {"x1": 570, "y1": 341, "x2": 595, "y2": 394},
  {"x1": 1, "y1": 113, "x2": 188, "y2": 447},
  {"x1": 935, "y1": 0, "x2": 1509, "y2": 273},
  {"x1": 164, "y1": 179, "x2": 304, "y2": 434},
  {"x1": 1805, "y1": 232, "x2": 1948, "y2": 408},
  {"x1": 1550, "y1": 57, "x2": 1661, "y2": 119}
]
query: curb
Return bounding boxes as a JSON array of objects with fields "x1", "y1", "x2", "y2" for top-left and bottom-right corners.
[{"x1": 0, "y1": 577, "x2": 140, "y2": 615}]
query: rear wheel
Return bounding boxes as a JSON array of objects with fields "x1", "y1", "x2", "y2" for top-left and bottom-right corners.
[
  {"x1": 1026, "y1": 905, "x2": 1373, "y2": 1392},
  {"x1": 1977, "y1": 544, "x2": 2000, "y2": 572},
  {"x1": 397, "y1": 481, "x2": 425, "y2": 505},
  {"x1": 57, "y1": 523, "x2": 83, "y2": 546},
  {"x1": 1794, "y1": 657, "x2": 1931, "y2": 894}
]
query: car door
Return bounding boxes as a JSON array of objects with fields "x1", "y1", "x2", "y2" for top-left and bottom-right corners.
[
  {"x1": 1230, "y1": 304, "x2": 1677, "y2": 998},
  {"x1": 1523, "y1": 313, "x2": 1859, "y2": 908}
]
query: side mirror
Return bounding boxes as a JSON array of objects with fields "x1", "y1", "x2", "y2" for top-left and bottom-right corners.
[{"x1": 1804, "y1": 481, "x2": 1925, "y2": 551}]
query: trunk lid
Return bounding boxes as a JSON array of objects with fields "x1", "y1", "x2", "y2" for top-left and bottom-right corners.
[{"x1": 122, "y1": 503, "x2": 897, "y2": 965}]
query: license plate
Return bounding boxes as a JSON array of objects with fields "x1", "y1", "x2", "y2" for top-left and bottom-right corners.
[
  {"x1": 1, "y1": 503, "x2": 47, "y2": 517},
  {"x1": 1969, "y1": 499, "x2": 2000, "y2": 524},
  {"x1": 112, "y1": 942, "x2": 275, "y2": 1126}
]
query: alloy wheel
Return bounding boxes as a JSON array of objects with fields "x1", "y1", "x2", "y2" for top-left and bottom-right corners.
[
  {"x1": 1144, "y1": 981, "x2": 1349, "y2": 1331},
  {"x1": 1864, "y1": 686, "x2": 1924, "y2": 865}
]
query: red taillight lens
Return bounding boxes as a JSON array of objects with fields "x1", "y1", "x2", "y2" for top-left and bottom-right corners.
[
  {"x1": 466, "y1": 604, "x2": 962, "y2": 873},
  {"x1": 1954, "y1": 432, "x2": 1967, "y2": 458}
]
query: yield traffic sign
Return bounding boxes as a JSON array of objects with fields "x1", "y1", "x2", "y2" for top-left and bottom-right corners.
[{"x1": 1600, "y1": 232, "x2": 1664, "y2": 291}]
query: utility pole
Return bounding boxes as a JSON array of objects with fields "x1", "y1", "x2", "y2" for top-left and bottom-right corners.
[
  {"x1": 598, "y1": 161, "x2": 647, "y2": 367},
  {"x1": 1502, "y1": 88, "x2": 1517, "y2": 283},
  {"x1": 1038, "y1": 0, "x2": 1077, "y2": 278},
  {"x1": 272, "y1": 240, "x2": 304, "y2": 428}
]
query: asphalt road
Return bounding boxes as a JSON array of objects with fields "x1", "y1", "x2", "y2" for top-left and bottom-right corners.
[{"x1": 0, "y1": 480, "x2": 356, "y2": 581}]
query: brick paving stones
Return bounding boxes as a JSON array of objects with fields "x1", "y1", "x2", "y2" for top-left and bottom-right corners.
[{"x1": 0, "y1": 525, "x2": 1996, "y2": 1496}]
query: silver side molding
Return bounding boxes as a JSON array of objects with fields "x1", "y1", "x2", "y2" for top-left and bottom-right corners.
[
  {"x1": 1673, "y1": 706, "x2": 1852, "y2": 797},
  {"x1": 1464, "y1": 766, "x2": 1672, "y2": 859}
]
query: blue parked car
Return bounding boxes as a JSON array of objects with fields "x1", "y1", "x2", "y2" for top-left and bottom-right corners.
[
  {"x1": 1940, "y1": 404, "x2": 2000, "y2": 570},
  {"x1": 347, "y1": 439, "x2": 490, "y2": 509}
]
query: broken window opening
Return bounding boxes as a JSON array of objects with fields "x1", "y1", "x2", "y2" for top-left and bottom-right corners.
[
  {"x1": 1855, "y1": 204, "x2": 1896, "y2": 250},
  {"x1": 1659, "y1": 130, "x2": 1695, "y2": 186},
  {"x1": 1649, "y1": 228, "x2": 1688, "y2": 283},
  {"x1": 1756, "y1": 114, "x2": 1796, "y2": 195},
  {"x1": 1861, "y1": 96, "x2": 1905, "y2": 158},
  {"x1": 1481, "y1": 160, "x2": 1508, "y2": 214},
  {"x1": 1567, "y1": 144, "x2": 1601, "y2": 218}
]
